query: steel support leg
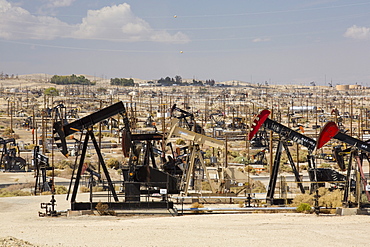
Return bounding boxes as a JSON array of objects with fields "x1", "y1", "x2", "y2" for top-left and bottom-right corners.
[
  {"x1": 89, "y1": 130, "x2": 119, "y2": 202},
  {"x1": 283, "y1": 142, "x2": 305, "y2": 194},
  {"x1": 266, "y1": 140, "x2": 283, "y2": 204}
]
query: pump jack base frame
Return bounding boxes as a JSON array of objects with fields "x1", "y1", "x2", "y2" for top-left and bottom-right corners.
[{"x1": 71, "y1": 201, "x2": 175, "y2": 211}]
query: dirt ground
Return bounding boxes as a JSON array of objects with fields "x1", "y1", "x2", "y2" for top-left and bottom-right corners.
[{"x1": 0, "y1": 190, "x2": 369, "y2": 247}]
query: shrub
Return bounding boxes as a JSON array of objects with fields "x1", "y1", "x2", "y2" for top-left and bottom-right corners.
[
  {"x1": 176, "y1": 139, "x2": 186, "y2": 145},
  {"x1": 54, "y1": 185, "x2": 68, "y2": 194},
  {"x1": 251, "y1": 180, "x2": 267, "y2": 193},
  {"x1": 55, "y1": 160, "x2": 74, "y2": 169},
  {"x1": 80, "y1": 186, "x2": 90, "y2": 193},
  {"x1": 106, "y1": 158, "x2": 121, "y2": 169},
  {"x1": 95, "y1": 201, "x2": 116, "y2": 216},
  {"x1": 292, "y1": 187, "x2": 343, "y2": 214},
  {"x1": 96, "y1": 201, "x2": 109, "y2": 215},
  {"x1": 3, "y1": 127, "x2": 14, "y2": 135},
  {"x1": 46, "y1": 170, "x2": 61, "y2": 177},
  {"x1": 201, "y1": 181, "x2": 212, "y2": 191},
  {"x1": 244, "y1": 166, "x2": 256, "y2": 175},
  {"x1": 92, "y1": 187, "x2": 104, "y2": 192},
  {"x1": 292, "y1": 193, "x2": 314, "y2": 206},
  {"x1": 319, "y1": 163, "x2": 332, "y2": 168},
  {"x1": 0, "y1": 183, "x2": 33, "y2": 197},
  {"x1": 228, "y1": 151, "x2": 240, "y2": 158},
  {"x1": 59, "y1": 167, "x2": 73, "y2": 179},
  {"x1": 190, "y1": 202, "x2": 204, "y2": 213},
  {"x1": 318, "y1": 188, "x2": 342, "y2": 208},
  {"x1": 299, "y1": 165, "x2": 308, "y2": 170},
  {"x1": 280, "y1": 164, "x2": 293, "y2": 173},
  {"x1": 298, "y1": 155, "x2": 308, "y2": 163},
  {"x1": 24, "y1": 143, "x2": 36, "y2": 150},
  {"x1": 296, "y1": 203, "x2": 312, "y2": 213},
  {"x1": 233, "y1": 156, "x2": 248, "y2": 164}
]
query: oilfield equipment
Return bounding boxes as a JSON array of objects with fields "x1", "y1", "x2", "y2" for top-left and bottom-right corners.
[
  {"x1": 33, "y1": 145, "x2": 51, "y2": 195},
  {"x1": 248, "y1": 109, "x2": 348, "y2": 205},
  {"x1": 47, "y1": 101, "x2": 244, "y2": 214},
  {"x1": 0, "y1": 137, "x2": 26, "y2": 171},
  {"x1": 13, "y1": 85, "x2": 364, "y2": 215},
  {"x1": 249, "y1": 109, "x2": 312, "y2": 205},
  {"x1": 170, "y1": 103, "x2": 204, "y2": 134},
  {"x1": 317, "y1": 121, "x2": 370, "y2": 208},
  {"x1": 209, "y1": 111, "x2": 226, "y2": 129},
  {"x1": 51, "y1": 101, "x2": 181, "y2": 212},
  {"x1": 166, "y1": 118, "x2": 225, "y2": 195}
]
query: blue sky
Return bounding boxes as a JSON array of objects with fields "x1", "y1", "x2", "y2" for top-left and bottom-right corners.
[{"x1": 1, "y1": 0, "x2": 370, "y2": 85}]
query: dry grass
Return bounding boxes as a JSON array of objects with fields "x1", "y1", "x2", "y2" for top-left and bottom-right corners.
[
  {"x1": 292, "y1": 187, "x2": 346, "y2": 214},
  {"x1": 190, "y1": 202, "x2": 205, "y2": 213},
  {"x1": 0, "y1": 183, "x2": 33, "y2": 197},
  {"x1": 95, "y1": 201, "x2": 116, "y2": 216}
]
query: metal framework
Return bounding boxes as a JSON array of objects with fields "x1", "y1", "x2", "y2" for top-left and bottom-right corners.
[
  {"x1": 249, "y1": 110, "x2": 316, "y2": 204},
  {"x1": 53, "y1": 101, "x2": 177, "y2": 212},
  {"x1": 0, "y1": 137, "x2": 26, "y2": 171},
  {"x1": 33, "y1": 145, "x2": 51, "y2": 195},
  {"x1": 317, "y1": 121, "x2": 370, "y2": 206},
  {"x1": 166, "y1": 118, "x2": 225, "y2": 195}
]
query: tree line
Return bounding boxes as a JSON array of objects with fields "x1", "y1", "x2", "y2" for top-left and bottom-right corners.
[
  {"x1": 50, "y1": 74, "x2": 95, "y2": 85},
  {"x1": 50, "y1": 74, "x2": 216, "y2": 87},
  {"x1": 110, "y1": 78, "x2": 134, "y2": 86},
  {"x1": 157, "y1": 76, "x2": 216, "y2": 86}
]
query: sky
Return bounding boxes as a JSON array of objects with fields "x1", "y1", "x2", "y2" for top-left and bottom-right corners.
[{"x1": 1, "y1": 0, "x2": 370, "y2": 86}]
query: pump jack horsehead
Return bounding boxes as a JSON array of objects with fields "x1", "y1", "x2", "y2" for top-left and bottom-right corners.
[
  {"x1": 248, "y1": 109, "x2": 318, "y2": 204},
  {"x1": 316, "y1": 122, "x2": 370, "y2": 205}
]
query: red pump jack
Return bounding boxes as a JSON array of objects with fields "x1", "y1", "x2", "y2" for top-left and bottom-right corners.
[
  {"x1": 317, "y1": 122, "x2": 370, "y2": 206},
  {"x1": 249, "y1": 110, "x2": 316, "y2": 205}
]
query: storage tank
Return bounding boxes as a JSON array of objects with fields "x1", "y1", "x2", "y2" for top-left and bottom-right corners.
[
  {"x1": 349, "y1": 85, "x2": 361, "y2": 90},
  {"x1": 289, "y1": 106, "x2": 317, "y2": 113},
  {"x1": 336, "y1": 85, "x2": 349, "y2": 91}
]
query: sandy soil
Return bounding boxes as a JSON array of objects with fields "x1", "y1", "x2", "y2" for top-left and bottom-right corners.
[{"x1": 0, "y1": 191, "x2": 369, "y2": 247}]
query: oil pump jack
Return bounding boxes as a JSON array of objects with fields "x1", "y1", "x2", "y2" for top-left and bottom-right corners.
[
  {"x1": 317, "y1": 122, "x2": 370, "y2": 207},
  {"x1": 33, "y1": 146, "x2": 50, "y2": 195},
  {"x1": 166, "y1": 118, "x2": 225, "y2": 195},
  {"x1": 54, "y1": 101, "x2": 179, "y2": 211},
  {"x1": 170, "y1": 104, "x2": 204, "y2": 134},
  {"x1": 249, "y1": 110, "x2": 316, "y2": 205},
  {"x1": 53, "y1": 102, "x2": 126, "y2": 210},
  {"x1": 0, "y1": 137, "x2": 26, "y2": 171}
]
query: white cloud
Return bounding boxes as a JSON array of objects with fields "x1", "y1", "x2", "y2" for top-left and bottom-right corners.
[
  {"x1": 344, "y1": 25, "x2": 370, "y2": 40},
  {"x1": 0, "y1": 1, "x2": 189, "y2": 43},
  {"x1": 73, "y1": 3, "x2": 189, "y2": 43},
  {"x1": 0, "y1": 0, "x2": 70, "y2": 40},
  {"x1": 46, "y1": 0, "x2": 75, "y2": 8},
  {"x1": 252, "y1": 37, "x2": 271, "y2": 43}
]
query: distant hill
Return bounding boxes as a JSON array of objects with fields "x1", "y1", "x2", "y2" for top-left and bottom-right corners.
[{"x1": 1, "y1": 74, "x2": 254, "y2": 88}]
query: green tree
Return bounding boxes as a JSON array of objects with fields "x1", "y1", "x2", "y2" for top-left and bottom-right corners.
[
  {"x1": 44, "y1": 87, "x2": 59, "y2": 96},
  {"x1": 50, "y1": 74, "x2": 94, "y2": 85},
  {"x1": 175, "y1": 75, "x2": 182, "y2": 84},
  {"x1": 110, "y1": 78, "x2": 134, "y2": 86}
]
